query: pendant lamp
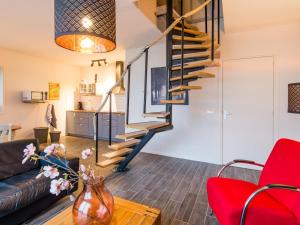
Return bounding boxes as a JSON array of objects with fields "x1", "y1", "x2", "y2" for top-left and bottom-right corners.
[
  {"x1": 55, "y1": 0, "x2": 116, "y2": 53},
  {"x1": 288, "y1": 83, "x2": 300, "y2": 114}
]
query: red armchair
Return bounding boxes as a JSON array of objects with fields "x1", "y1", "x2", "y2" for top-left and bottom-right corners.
[{"x1": 207, "y1": 138, "x2": 300, "y2": 225}]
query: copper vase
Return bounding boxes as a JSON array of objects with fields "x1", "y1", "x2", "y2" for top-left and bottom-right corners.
[{"x1": 73, "y1": 177, "x2": 114, "y2": 225}]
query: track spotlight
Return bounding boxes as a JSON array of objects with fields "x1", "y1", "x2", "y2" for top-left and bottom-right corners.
[{"x1": 90, "y1": 59, "x2": 108, "y2": 67}]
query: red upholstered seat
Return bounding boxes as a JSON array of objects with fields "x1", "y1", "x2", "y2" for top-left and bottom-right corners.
[
  {"x1": 207, "y1": 177, "x2": 298, "y2": 225},
  {"x1": 207, "y1": 139, "x2": 300, "y2": 225}
]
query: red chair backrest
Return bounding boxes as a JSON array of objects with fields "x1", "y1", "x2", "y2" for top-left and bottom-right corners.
[{"x1": 259, "y1": 138, "x2": 300, "y2": 221}]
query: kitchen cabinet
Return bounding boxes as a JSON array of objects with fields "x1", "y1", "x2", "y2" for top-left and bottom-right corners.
[{"x1": 66, "y1": 111, "x2": 125, "y2": 142}]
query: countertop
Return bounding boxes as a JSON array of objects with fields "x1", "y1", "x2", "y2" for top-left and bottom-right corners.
[{"x1": 68, "y1": 110, "x2": 125, "y2": 115}]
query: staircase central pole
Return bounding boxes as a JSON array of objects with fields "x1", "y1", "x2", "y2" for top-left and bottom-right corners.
[{"x1": 166, "y1": 0, "x2": 173, "y2": 125}]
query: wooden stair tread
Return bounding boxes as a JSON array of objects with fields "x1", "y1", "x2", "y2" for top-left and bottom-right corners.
[
  {"x1": 116, "y1": 130, "x2": 147, "y2": 140},
  {"x1": 97, "y1": 157, "x2": 125, "y2": 167},
  {"x1": 160, "y1": 99, "x2": 185, "y2": 104},
  {"x1": 172, "y1": 60, "x2": 220, "y2": 71},
  {"x1": 172, "y1": 51, "x2": 221, "y2": 60},
  {"x1": 178, "y1": 20, "x2": 198, "y2": 31},
  {"x1": 126, "y1": 121, "x2": 170, "y2": 130},
  {"x1": 173, "y1": 42, "x2": 219, "y2": 50},
  {"x1": 172, "y1": 10, "x2": 198, "y2": 30},
  {"x1": 170, "y1": 71, "x2": 215, "y2": 81},
  {"x1": 173, "y1": 35, "x2": 209, "y2": 43},
  {"x1": 174, "y1": 26, "x2": 206, "y2": 37},
  {"x1": 102, "y1": 148, "x2": 133, "y2": 159},
  {"x1": 109, "y1": 139, "x2": 140, "y2": 150},
  {"x1": 172, "y1": 91, "x2": 186, "y2": 96},
  {"x1": 143, "y1": 112, "x2": 170, "y2": 118},
  {"x1": 169, "y1": 85, "x2": 202, "y2": 92}
]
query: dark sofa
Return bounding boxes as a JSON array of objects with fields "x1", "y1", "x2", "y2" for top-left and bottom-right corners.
[{"x1": 0, "y1": 139, "x2": 79, "y2": 225}]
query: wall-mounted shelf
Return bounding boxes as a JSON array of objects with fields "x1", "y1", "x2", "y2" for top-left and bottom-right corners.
[{"x1": 22, "y1": 100, "x2": 47, "y2": 104}]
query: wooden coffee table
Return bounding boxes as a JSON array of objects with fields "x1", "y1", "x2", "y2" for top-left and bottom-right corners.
[{"x1": 43, "y1": 197, "x2": 161, "y2": 225}]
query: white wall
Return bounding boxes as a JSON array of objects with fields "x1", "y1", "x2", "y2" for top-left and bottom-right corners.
[
  {"x1": 0, "y1": 48, "x2": 81, "y2": 138},
  {"x1": 125, "y1": 21, "x2": 300, "y2": 164},
  {"x1": 0, "y1": 69, "x2": 3, "y2": 112}
]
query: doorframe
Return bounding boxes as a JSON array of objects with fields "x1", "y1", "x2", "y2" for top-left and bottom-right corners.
[{"x1": 219, "y1": 55, "x2": 278, "y2": 164}]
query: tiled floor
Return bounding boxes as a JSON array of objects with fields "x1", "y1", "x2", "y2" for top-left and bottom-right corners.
[{"x1": 58, "y1": 136, "x2": 260, "y2": 225}]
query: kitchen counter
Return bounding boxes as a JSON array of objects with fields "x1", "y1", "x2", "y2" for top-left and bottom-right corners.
[
  {"x1": 66, "y1": 110, "x2": 125, "y2": 141},
  {"x1": 68, "y1": 110, "x2": 125, "y2": 115}
]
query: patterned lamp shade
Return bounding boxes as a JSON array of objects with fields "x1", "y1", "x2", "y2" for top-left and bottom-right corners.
[
  {"x1": 288, "y1": 83, "x2": 300, "y2": 113},
  {"x1": 55, "y1": 0, "x2": 116, "y2": 53}
]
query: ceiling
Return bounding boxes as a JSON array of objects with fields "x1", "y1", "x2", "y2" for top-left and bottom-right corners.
[
  {"x1": 0, "y1": 0, "x2": 161, "y2": 67},
  {"x1": 223, "y1": 0, "x2": 300, "y2": 32}
]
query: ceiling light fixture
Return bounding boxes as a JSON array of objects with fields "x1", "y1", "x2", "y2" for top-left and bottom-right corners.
[
  {"x1": 91, "y1": 59, "x2": 108, "y2": 67},
  {"x1": 54, "y1": 0, "x2": 116, "y2": 53}
]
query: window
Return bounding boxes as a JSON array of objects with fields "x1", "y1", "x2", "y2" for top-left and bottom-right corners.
[{"x1": 0, "y1": 69, "x2": 3, "y2": 112}]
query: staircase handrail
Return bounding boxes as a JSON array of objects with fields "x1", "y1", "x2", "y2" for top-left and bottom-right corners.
[{"x1": 94, "y1": 0, "x2": 212, "y2": 116}]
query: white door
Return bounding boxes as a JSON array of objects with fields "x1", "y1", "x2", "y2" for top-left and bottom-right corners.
[{"x1": 222, "y1": 57, "x2": 274, "y2": 165}]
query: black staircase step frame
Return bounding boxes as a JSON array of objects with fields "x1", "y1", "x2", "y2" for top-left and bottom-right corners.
[
  {"x1": 173, "y1": 29, "x2": 198, "y2": 38},
  {"x1": 172, "y1": 56, "x2": 209, "y2": 65},
  {"x1": 115, "y1": 125, "x2": 173, "y2": 172},
  {"x1": 170, "y1": 77, "x2": 198, "y2": 85},
  {"x1": 172, "y1": 39, "x2": 206, "y2": 45},
  {"x1": 172, "y1": 66, "x2": 206, "y2": 76},
  {"x1": 172, "y1": 48, "x2": 208, "y2": 55}
]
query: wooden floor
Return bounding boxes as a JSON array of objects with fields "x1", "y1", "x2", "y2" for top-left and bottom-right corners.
[{"x1": 58, "y1": 136, "x2": 260, "y2": 225}]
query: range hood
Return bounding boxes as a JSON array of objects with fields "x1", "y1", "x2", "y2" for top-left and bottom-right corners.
[{"x1": 113, "y1": 61, "x2": 125, "y2": 95}]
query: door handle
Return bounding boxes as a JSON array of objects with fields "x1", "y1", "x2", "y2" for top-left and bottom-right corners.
[{"x1": 223, "y1": 111, "x2": 232, "y2": 120}]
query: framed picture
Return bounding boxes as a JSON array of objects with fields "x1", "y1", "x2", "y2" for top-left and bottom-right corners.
[
  {"x1": 49, "y1": 83, "x2": 60, "y2": 100},
  {"x1": 151, "y1": 67, "x2": 188, "y2": 105}
]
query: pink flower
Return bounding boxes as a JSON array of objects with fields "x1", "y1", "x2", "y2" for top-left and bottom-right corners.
[
  {"x1": 50, "y1": 178, "x2": 73, "y2": 196},
  {"x1": 81, "y1": 149, "x2": 92, "y2": 159},
  {"x1": 22, "y1": 143, "x2": 36, "y2": 164},
  {"x1": 79, "y1": 164, "x2": 86, "y2": 173},
  {"x1": 89, "y1": 169, "x2": 95, "y2": 179},
  {"x1": 79, "y1": 164, "x2": 89, "y2": 180},
  {"x1": 50, "y1": 179, "x2": 62, "y2": 196},
  {"x1": 82, "y1": 173, "x2": 89, "y2": 181},
  {"x1": 43, "y1": 166, "x2": 59, "y2": 179},
  {"x1": 44, "y1": 144, "x2": 56, "y2": 156},
  {"x1": 58, "y1": 178, "x2": 71, "y2": 190}
]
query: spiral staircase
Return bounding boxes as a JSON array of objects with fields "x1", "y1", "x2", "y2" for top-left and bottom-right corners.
[{"x1": 96, "y1": 0, "x2": 221, "y2": 172}]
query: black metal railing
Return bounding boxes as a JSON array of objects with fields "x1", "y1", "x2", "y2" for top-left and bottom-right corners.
[
  {"x1": 126, "y1": 65, "x2": 131, "y2": 124},
  {"x1": 211, "y1": 0, "x2": 215, "y2": 61},
  {"x1": 217, "y1": 0, "x2": 221, "y2": 44},
  {"x1": 143, "y1": 47, "x2": 149, "y2": 114},
  {"x1": 94, "y1": 0, "x2": 216, "y2": 165},
  {"x1": 205, "y1": 0, "x2": 208, "y2": 33},
  {"x1": 180, "y1": 17, "x2": 184, "y2": 85},
  {"x1": 109, "y1": 94, "x2": 112, "y2": 145},
  {"x1": 166, "y1": 0, "x2": 173, "y2": 124},
  {"x1": 95, "y1": 112, "x2": 99, "y2": 163},
  {"x1": 180, "y1": 3, "x2": 185, "y2": 86}
]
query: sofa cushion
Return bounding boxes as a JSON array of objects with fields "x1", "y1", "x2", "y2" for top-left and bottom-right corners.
[
  {"x1": 0, "y1": 169, "x2": 50, "y2": 218},
  {"x1": 0, "y1": 139, "x2": 40, "y2": 180}
]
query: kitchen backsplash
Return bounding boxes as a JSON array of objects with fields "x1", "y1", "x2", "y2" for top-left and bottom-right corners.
[{"x1": 75, "y1": 93, "x2": 125, "y2": 112}]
